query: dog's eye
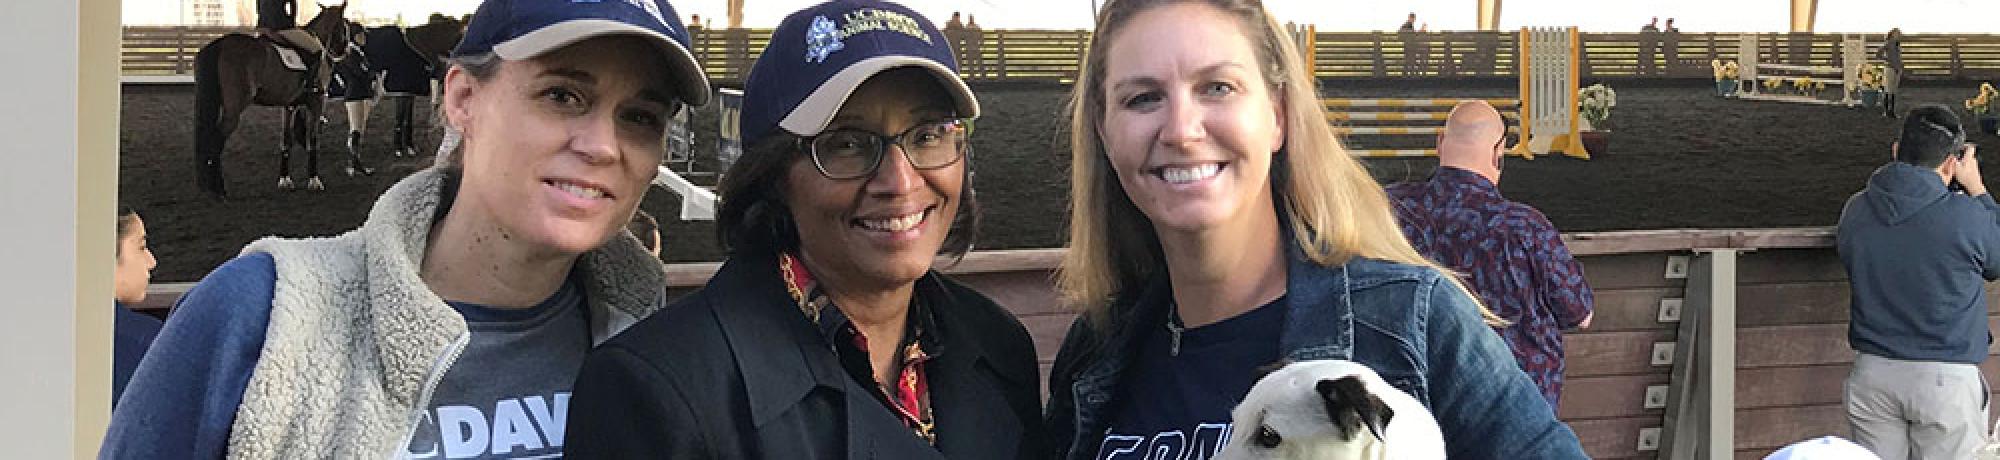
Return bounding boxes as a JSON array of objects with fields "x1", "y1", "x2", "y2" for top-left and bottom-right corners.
[{"x1": 1254, "y1": 425, "x2": 1282, "y2": 448}]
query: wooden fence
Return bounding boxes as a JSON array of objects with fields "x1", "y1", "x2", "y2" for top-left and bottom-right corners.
[
  {"x1": 123, "y1": 26, "x2": 247, "y2": 76},
  {"x1": 122, "y1": 26, "x2": 2000, "y2": 83},
  {"x1": 134, "y1": 227, "x2": 2000, "y2": 458}
]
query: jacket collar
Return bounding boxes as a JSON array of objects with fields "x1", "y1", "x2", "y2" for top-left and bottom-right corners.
[
  {"x1": 705, "y1": 250, "x2": 853, "y2": 427},
  {"x1": 720, "y1": 250, "x2": 1000, "y2": 434},
  {"x1": 255, "y1": 167, "x2": 669, "y2": 405}
]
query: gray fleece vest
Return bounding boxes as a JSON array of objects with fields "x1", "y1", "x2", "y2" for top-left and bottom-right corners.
[{"x1": 224, "y1": 168, "x2": 667, "y2": 458}]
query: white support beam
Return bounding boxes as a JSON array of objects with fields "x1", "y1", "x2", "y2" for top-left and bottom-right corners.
[
  {"x1": 0, "y1": 0, "x2": 118, "y2": 456},
  {"x1": 654, "y1": 166, "x2": 718, "y2": 221}
]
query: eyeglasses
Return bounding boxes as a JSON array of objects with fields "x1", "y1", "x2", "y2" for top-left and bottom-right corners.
[{"x1": 803, "y1": 119, "x2": 970, "y2": 180}]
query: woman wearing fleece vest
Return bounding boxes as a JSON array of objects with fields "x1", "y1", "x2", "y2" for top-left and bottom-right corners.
[{"x1": 99, "y1": 0, "x2": 709, "y2": 457}]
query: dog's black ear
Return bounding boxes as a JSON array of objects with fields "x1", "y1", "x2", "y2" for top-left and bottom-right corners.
[{"x1": 1316, "y1": 376, "x2": 1395, "y2": 442}]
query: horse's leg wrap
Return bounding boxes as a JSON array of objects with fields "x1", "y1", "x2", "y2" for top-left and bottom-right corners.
[{"x1": 277, "y1": 107, "x2": 293, "y2": 188}]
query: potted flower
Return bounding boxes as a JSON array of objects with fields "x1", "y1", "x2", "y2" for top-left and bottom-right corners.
[
  {"x1": 1858, "y1": 64, "x2": 1886, "y2": 107},
  {"x1": 1968, "y1": 83, "x2": 2000, "y2": 135},
  {"x1": 1578, "y1": 83, "x2": 1615, "y2": 155},
  {"x1": 1791, "y1": 77, "x2": 1824, "y2": 98},
  {"x1": 1712, "y1": 59, "x2": 1741, "y2": 97},
  {"x1": 1762, "y1": 77, "x2": 1785, "y2": 93}
]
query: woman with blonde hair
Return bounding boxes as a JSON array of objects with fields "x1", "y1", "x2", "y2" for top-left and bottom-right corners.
[{"x1": 1041, "y1": 0, "x2": 1587, "y2": 458}]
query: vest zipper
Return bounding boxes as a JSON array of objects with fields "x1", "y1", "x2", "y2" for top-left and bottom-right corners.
[{"x1": 390, "y1": 332, "x2": 471, "y2": 458}]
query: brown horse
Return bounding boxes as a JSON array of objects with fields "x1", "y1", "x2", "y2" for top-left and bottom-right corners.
[{"x1": 192, "y1": 4, "x2": 354, "y2": 197}]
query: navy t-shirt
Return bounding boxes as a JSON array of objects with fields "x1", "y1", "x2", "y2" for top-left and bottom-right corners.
[
  {"x1": 1096, "y1": 295, "x2": 1287, "y2": 460},
  {"x1": 404, "y1": 277, "x2": 591, "y2": 458}
]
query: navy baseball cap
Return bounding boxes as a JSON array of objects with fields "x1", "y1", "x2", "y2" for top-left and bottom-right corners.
[
  {"x1": 454, "y1": 0, "x2": 711, "y2": 107},
  {"x1": 740, "y1": 0, "x2": 980, "y2": 145}
]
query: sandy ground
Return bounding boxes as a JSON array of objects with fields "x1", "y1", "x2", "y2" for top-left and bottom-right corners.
[{"x1": 122, "y1": 81, "x2": 2000, "y2": 282}]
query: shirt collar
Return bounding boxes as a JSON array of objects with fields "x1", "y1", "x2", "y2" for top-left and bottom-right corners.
[
  {"x1": 780, "y1": 252, "x2": 944, "y2": 358},
  {"x1": 1431, "y1": 166, "x2": 1501, "y2": 197}
]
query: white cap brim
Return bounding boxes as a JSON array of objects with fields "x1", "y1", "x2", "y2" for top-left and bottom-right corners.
[
  {"x1": 492, "y1": 19, "x2": 712, "y2": 107},
  {"x1": 778, "y1": 56, "x2": 980, "y2": 137}
]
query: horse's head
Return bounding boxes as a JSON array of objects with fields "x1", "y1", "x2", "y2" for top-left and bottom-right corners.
[
  {"x1": 406, "y1": 14, "x2": 468, "y2": 65},
  {"x1": 306, "y1": 3, "x2": 350, "y2": 58}
]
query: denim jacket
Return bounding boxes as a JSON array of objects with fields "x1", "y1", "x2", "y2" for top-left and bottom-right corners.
[{"x1": 1042, "y1": 241, "x2": 1587, "y2": 459}]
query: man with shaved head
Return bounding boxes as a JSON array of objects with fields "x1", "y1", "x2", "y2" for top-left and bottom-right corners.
[{"x1": 1384, "y1": 100, "x2": 1596, "y2": 412}]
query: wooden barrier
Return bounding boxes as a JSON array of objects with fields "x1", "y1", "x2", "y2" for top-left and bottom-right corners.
[
  {"x1": 121, "y1": 26, "x2": 246, "y2": 76},
  {"x1": 1325, "y1": 28, "x2": 1583, "y2": 160},
  {"x1": 139, "y1": 227, "x2": 2000, "y2": 458},
  {"x1": 1734, "y1": 33, "x2": 1867, "y2": 107},
  {"x1": 121, "y1": 27, "x2": 2000, "y2": 82},
  {"x1": 1518, "y1": 27, "x2": 1588, "y2": 160},
  {"x1": 1323, "y1": 98, "x2": 1523, "y2": 158}
]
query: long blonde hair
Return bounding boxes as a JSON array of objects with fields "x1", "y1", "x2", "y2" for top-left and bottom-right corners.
[{"x1": 1057, "y1": 0, "x2": 1501, "y2": 327}]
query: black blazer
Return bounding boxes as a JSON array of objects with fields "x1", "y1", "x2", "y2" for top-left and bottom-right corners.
[{"x1": 565, "y1": 251, "x2": 1045, "y2": 459}]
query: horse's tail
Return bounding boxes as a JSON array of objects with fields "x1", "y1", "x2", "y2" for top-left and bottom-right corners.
[{"x1": 193, "y1": 40, "x2": 227, "y2": 197}]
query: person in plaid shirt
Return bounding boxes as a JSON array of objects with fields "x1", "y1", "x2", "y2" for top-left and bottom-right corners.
[{"x1": 1385, "y1": 101, "x2": 1596, "y2": 411}]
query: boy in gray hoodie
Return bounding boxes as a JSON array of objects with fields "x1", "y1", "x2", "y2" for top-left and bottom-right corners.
[{"x1": 1836, "y1": 104, "x2": 1996, "y2": 460}]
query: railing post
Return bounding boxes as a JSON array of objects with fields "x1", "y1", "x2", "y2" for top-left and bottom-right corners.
[
  {"x1": 1372, "y1": 32, "x2": 1385, "y2": 77},
  {"x1": 1707, "y1": 33, "x2": 1718, "y2": 62},
  {"x1": 175, "y1": 26, "x2": 189, "y2": 75},
  {"x1": 1952, "y1": 37, "x2": 1964, "y2": 80},
  {"x1": 723, "y1": 28, "x2": 743, "y2": 82},
  {"x1": 1443, "y1": 37, "x2": 1457, "y2": 77},
  {"x1": 1657, "y1": 248, "x2": 1739, "y2": 460},
  {"x1": 691, "y1": 27, "x2": 707, "y2": 79},
  {"x1": 995, "y1": 30, "x2": 1007, "y2": 79},
  {"x1": 1575, "y1": 34, "x2": 1590, "y2": 79}
]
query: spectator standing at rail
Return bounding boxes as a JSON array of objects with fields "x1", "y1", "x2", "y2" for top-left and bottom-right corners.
[
  {"x1": 1663, "y1": 18, "x2": 1681, "y2": 75},
  {"x1": 1415, "y1": 22, "x2": 1433, "y2": 74},
  {"x1": 1399, "y1": 13, "x2": 1420, "y2": 76},
  {"x1": 1837, "y1": 105, "x2": 1995, "y2": 460},
  {"x1": 1386, "y1": 100, "x2": 1596, "y2": 411},
  {"x1": 1878, "y1": 28, "x2": 1905, "y2": 118},
  {"x1": 945, "y1": 12, "x2": 968, "y2": 74},
  {"x1": 1639, "y1": 17, "x2": 1659, "y2": 75},
  {"x1": 965, "y1": 15, "x2": 985, "y2": 78}
]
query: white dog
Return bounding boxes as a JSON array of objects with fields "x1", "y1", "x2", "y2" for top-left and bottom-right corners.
[{"x1": 1215, "y1": 360, "x2": 1446, "y2": 460}]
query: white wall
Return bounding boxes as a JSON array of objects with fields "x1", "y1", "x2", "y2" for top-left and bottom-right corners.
[{"x1": 0, "y1": 0, "x2": 118, "y2": 457}]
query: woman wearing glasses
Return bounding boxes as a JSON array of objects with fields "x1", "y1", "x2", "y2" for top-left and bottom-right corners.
[{"x1": 564, "y1": 1, "x2": 1042, "y2": 458}]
